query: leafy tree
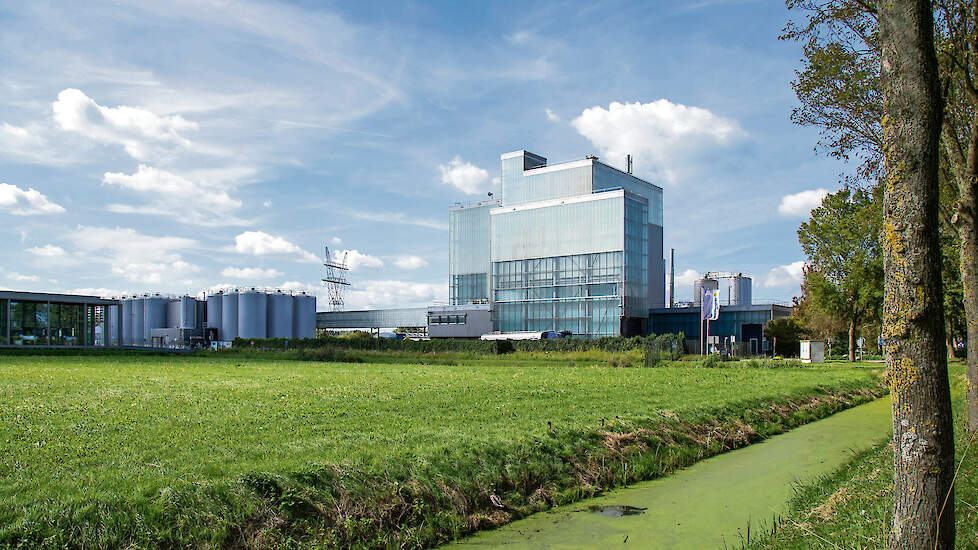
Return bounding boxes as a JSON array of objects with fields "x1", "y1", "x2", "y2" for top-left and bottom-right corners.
[
  {"x1": 765, "y1": 317, "x2": 806, "y2": 356},
  {"x1": 879, "y1": 1, "x2": 956, "y2": 548},
  {"x1": 784, "y1": 0, "x2": 978, "y2": 431},
  {"x1": 797, "y1": 187, "x2": 883, "y2": 361}
]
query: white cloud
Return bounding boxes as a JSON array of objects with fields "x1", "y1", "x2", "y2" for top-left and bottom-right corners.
[
  {"x1": 545, "y1": 108, "x2": 561, "y2": 122},
  {"x1": 7, "y1": 272, "x2": 39, "y2": 282},
  {"x1": 103, "y1": 164, "x2": 244, "y2": 226},
  {"x1": 0, "y1": 183, "x2": 66, "y2": 215},
  {"x1": 52, "y1": 88, "x2": 197, "y2": 160},
  {"x1": 571, "y1": 99, "x2": 744, "y2": 185},
  {"x1": 26, "y1": 244, "x2": 67, "y2": 257},
  {"x1": 671, "y1": 268, "x2": 700, "y2": 299},
  {"x1": 263, "y1": 200, "x2": 272, "y2": 208},
  {"x1": 393, "y1": 255, "x2": 428, "y2": 269},
  {"x1": 231, "y1": 230, "x2": 319, "y2": 263},
  {"x1": 330, "y1": 236, "x2": 342, "y2": 245},
  {"x1": 778, "y1": 188, "x2": 830, "y2": 217},
  {"x1": 348, "y1": 280, "x2": 446, "y2": 309},
  {"x1": 439, "y1": 156, "x2": 491, "y2": 194},
  {"x1": 764, "y1": 261, "x2": 806, "y2": 287},
  {"x1": 66, "y1": 226, "x2": 198, "y2": 285},
  {"x1": 340, "y1": 249, "x2": 384, "y2": 271},
  {"x1": 349, "y1": 209, "x2": 447, "y2": 230},
  {"x1": 221, "y1": 266, "x2": 283, "y2": 279}
]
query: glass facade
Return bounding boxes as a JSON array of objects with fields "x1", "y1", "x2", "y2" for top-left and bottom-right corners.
[
  {"x1": 48, "y1": 303, "x2": 86, "y2": 345},
  {"x1": 449, "y1": 201, "x2": 497, "y2": 304},
  {"x1": 0, "y1": 300, "x2": 6, "y2": 345},
  {"x1": 492, "y1": 251, "x2": 624, "y2": 337},
  {"x1": 10, "y1": 301, "x2": 48, "y2": 345}
]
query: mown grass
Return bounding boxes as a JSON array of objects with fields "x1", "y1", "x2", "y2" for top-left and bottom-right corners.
[
  {"x1": 749, "y1": 359, "x2": 977, "y2": 549},
  {"x1": 0, "y1": 353, "x2": 883, "y2": 548}
]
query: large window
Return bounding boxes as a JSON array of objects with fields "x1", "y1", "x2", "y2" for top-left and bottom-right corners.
[
  {"x1": 0, "y1": 299, "x2": 6, "y2": 345},
  {"x1": 10, "y1": 301, "x2": 48, "y2": 345},
  {"x1": 49, "y1": 303, "x2": 86, "y2": 346}
]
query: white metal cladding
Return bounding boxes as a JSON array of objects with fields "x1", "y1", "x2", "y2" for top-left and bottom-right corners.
[
  {"x1": 237, "y1": 290, "x2": 267, "y2": 339},
  {"x1": 267, "y1": 292, "x2": 294, "y2": 338},
  {"x1": 131, "y1": 298, "x2": 145, "y2": 347},
  {"x1": 293, "y1": 294, "x2": 316, "y2": 338},
  {"x1": 591, "y1": 162, "x2": 664, "y2": 226},
  {"x1": 122, "y1": 299, "x2": 133, "y2": 345},
  {"x1": 501, "y1": 161, "x2": 592, "y2": 207},
  {"x1": 221, "y1": 292, "x2": 238, "y2": 340},
  {"x1": 449, "y1": 201, "x2": 496, "y2": 276},
  {"x1": 490, "y1": 190, "x2": 626, "y2": 262},
  {"x1": 206, "y1": 293, "x2": 223, "y2": 334}
]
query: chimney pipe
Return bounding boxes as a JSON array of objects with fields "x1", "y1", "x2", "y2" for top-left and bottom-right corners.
[
  {"x1": 626, "y1": 154, "x2": 633, "y2": 174},
  {"x1": 669, "y1": 248, "x2": 675, "y2": 308}
]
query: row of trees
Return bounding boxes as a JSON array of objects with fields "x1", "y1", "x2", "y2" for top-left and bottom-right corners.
[{"x1": 783, "y1": 1, "x2": 970, "y2": 547}]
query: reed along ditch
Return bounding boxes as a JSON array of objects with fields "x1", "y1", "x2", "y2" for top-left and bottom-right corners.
[{"x1": 450, "y1": 397, "x2": 892, "y2": 549}]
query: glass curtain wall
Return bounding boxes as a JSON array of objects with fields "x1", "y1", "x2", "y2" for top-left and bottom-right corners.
[
  {"x1": 449, "y1": 202, "x2": 495, "y2": 304},
  {"x1": 0, "y1": 299, "x2": 6, "y2": 345},
  {"x1": 49, "y1": 303, "x2": 86, "y2": 345},
  {"x1": 10, "y1": 301, "x2": 48, "y2": 345},
  {"x1": 492, "y1": 251, "x2": 623, "y2": 337}
]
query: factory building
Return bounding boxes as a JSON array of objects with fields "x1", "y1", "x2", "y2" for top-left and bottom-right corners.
[
  {"x1": 0, "y1": 288, "x2": 315, "y2": 349},
  {"x1": 448, "y1": 150, "x2": 664, "y2": 338}
]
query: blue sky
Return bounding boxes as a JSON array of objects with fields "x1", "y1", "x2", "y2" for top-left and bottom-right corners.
[{"x1": 0, "y1": 0, "x2": 840, "y2": 308}]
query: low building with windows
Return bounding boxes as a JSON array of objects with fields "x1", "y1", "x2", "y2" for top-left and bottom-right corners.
[
  {"x1": 649, "y1": 303, "x2": 793, "y2": 355},
  {"x1": 0, "y1": 291, "x2": 121, "y2": 347}
]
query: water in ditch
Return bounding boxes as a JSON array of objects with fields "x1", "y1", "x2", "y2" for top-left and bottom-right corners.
[{"x1": 450, "y1": 396, "x2": 892, "y2": 549}]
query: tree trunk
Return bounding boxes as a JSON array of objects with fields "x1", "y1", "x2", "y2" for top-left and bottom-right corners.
[
  {"x1": 957, "y1": 191, "x2": 978, "y2": 431},
  {"x1": 848, "y1": 317, "x2": 857, "y2": 362},
  {"x1": 879, "y1": 1, "x2": 956, "y2": 549}
]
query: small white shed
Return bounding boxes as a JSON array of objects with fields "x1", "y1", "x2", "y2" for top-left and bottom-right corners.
[{"x1": 800, "y1": 340, "x2": 825, "y2": 363}]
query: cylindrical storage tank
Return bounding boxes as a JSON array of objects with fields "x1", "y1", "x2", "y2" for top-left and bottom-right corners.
[
  {"x1": 166, "y1": 299, "x2": 181, "y2": 328},
  {"x1": 692, "y1": 277, "x2": 718, "y2": 306},
  {"x1": 267, "y1": 291, "x2": 294, "y2": 338},
  {"x1": 207, "y1": 293, "x2": 223, "y2": 338},
  {"x1": 221, "y1": 291, "x2": 239, "y2": 341},
  {"x1": 293, "y1": 293, "x2": 316, "y2": 339},
  {"x1": 144, "y1": 295, "x2": 167, "y2": 345},
  {"x1": 107, "y1": 305, "x2": 119, "y2": 346},
  {"x1": 730, "y1": 276, "x2": 753, "y2": 306},
  {"x1": 122, "y1": 298, "x2": 133, "y2": 346},
  {"x1": 238, "y1": 289, "x2": 268, "y2": 339},
  {"x1": 179, "y1": 296, "x2": 197, "y2": 329},
  {"x1": 132, "y1": 298, "x2": 145, "y2": 347}
]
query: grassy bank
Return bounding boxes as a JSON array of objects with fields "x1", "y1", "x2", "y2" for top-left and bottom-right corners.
[
  {"x1": 0, "y1": 354, "x2": 883, "y2": 548},
  {"x1": 749, "y1": 359, "x2": 977, "y2": 549}
]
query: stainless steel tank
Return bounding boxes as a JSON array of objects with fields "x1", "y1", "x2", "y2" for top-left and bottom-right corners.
[
  {"x1": 222, "y1": 291, "x2": 238, "y2": 341},
  {"x1": 179, "y1": 296, "x2": 197, "y2": 329},
  {"x1": 266, "y1": 291, "x2": 294, "y2": 338},
  {"x1": 144, "y1": 295, "x2": 168, "y2": 345},
  {"x1": 293, "y1": 293, "x2": 316, "y2": 339},
  {"x1": 237, "y1": 289, "x2": 268, "y2": 339},
  {"x1": 165, "y1": 299, "x2": 181, "y2": 328},
  {"x1": 692, "y1": 277, "x2": 718, "y2": 307},
  {"x1": 107, "y1": 305, "x2": 119, "y2": 346},
  {"x1": 122, "y1": 298, "x2": 133, "y2": 346},
  {"x1": 729, "y1": 276, "x2": 753, "y2": 306},
  {"x1": 131, "y1": 297, "x2": 145, "y2": 347},
  {"x1": 206, "y1": 292, "x2": 223, "y2": 338}
]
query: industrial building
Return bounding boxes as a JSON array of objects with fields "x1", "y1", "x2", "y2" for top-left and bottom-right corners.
[
  {"x1": 449, "y1": 150, "x2": 664, "y2": 338},
  {"x1": 0, "y1": 289, "x2": 315, "y2": 349}
]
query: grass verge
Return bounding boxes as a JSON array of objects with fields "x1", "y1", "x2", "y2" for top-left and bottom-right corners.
[
  {"x1": 0, "y1": 355, "x2": 883, "y2": 549},
  {"x1": 748, "y1": 360, "x2": 977, "y2": 549}
]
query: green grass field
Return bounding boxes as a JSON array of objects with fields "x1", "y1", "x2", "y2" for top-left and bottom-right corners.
[
  {"x1": 749, "y1": 359, "x2": 977, "y2": 549},
  {"x1": 0, "y1": 354, "x2": 882, "y2": 548}
]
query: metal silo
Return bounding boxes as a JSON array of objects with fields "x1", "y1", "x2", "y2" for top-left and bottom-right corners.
[
  {"x1": 692, "y1": 277, "x2": 718, "y2": 307},
  {"x1": 122, "y1": 298, "x2": 133, "y2": 346},
  {"x1": 144, "y1": 295, "x2": 168, "y2": 345},
  {"x1": 238, "y1": 289, "x2": 268, "y2": 339},
  {"x1": 165, "y1": 299, "x2": 181, "y2": 328},
  {"x1": 222, "y1": 291, "x2": 238, "y2": 341},
  {"x1": 267, "y1": 291, "x2": 294, "y2": 339},
  {"x1": 730, "y1": 276, "x2": 753, "y2": 306},
  {"x1": 206, "y1": 292, "x2": 223, "y2": 338},
  {"x1": 293, "y1": 293, "x2": 316, "y2": 339},
  {"x1": 132, "y1": 297, "x2": 145, "y2": 347},
  {"x1": 179, "y1": 296, "x2": 197, "y2": 329},
  {"x1": 107, "y1": 305, "x2": 119, "y2": 346}
]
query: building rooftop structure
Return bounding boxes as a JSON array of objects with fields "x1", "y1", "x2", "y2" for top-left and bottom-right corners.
[{"x1": 0, "y1": 290, "x2": 120, "y2": 347}]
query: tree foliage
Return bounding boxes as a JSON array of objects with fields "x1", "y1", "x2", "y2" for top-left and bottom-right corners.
[{"x1": 797, "y1": 186, "x2": 884, "y2": 360}]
